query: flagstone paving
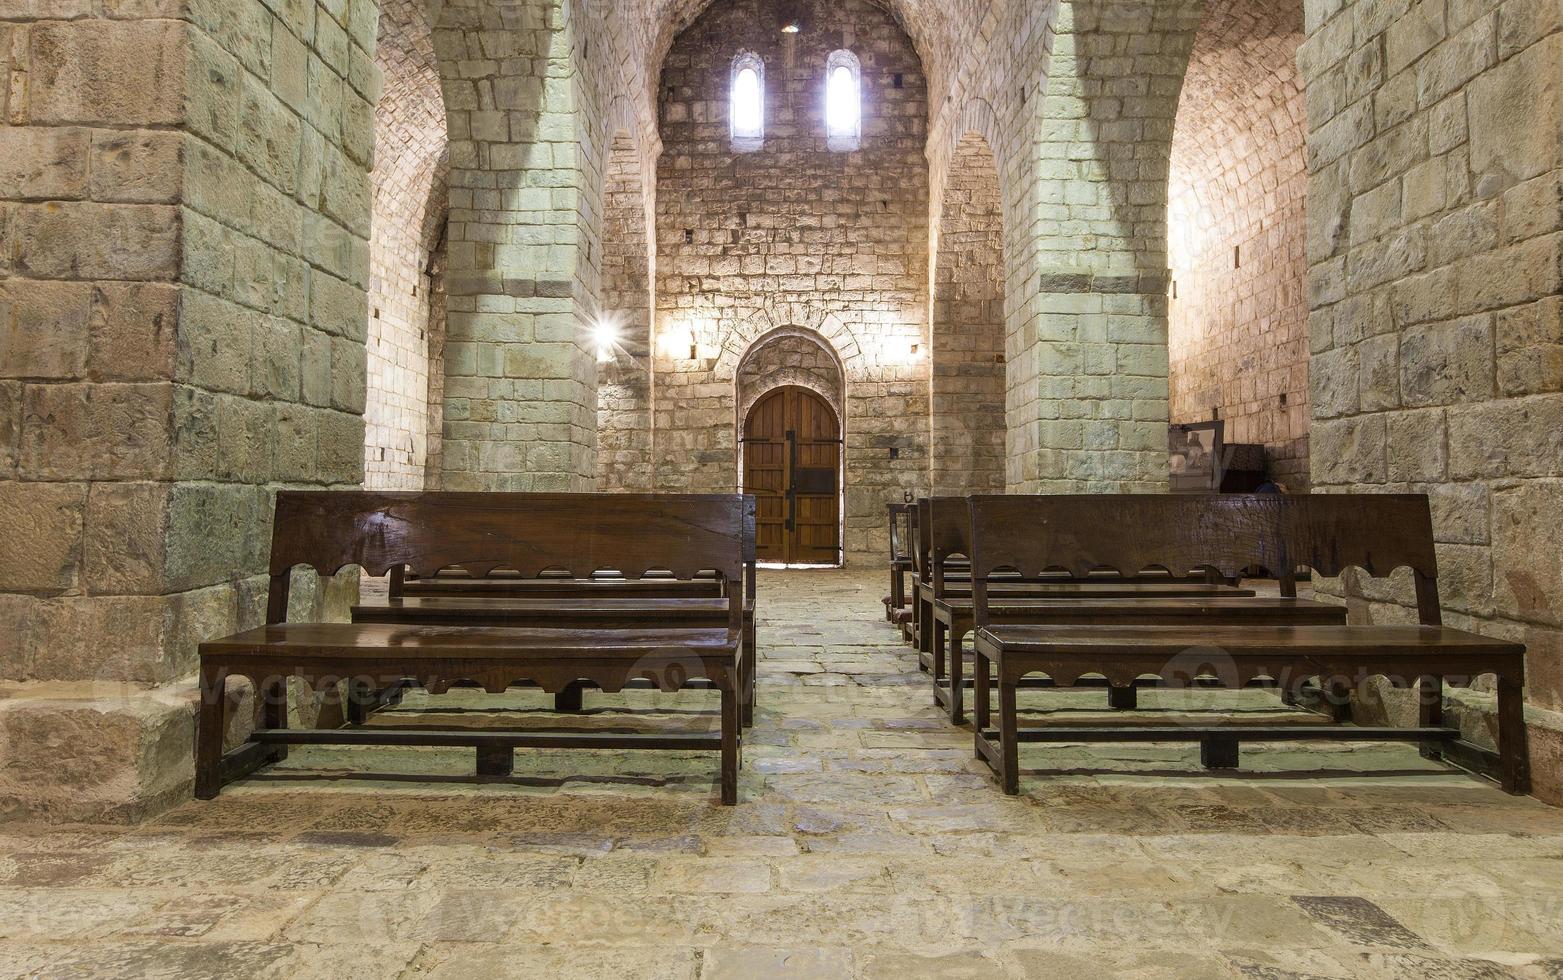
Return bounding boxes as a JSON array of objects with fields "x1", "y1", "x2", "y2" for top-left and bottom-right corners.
[{"x1": 2, "y1": 569, "x2": 1562, "y2": 978}]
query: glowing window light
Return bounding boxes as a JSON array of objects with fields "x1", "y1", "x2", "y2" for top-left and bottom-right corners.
[
  {"x1": 826, "y1": 61, "x2": 860, "y2": 140},
  {"x1": 731, "y1": 61, "x2": 764, "y2": 141}
]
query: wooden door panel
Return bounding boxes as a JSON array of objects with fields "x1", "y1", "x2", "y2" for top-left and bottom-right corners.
[{"x1": 742, "y1": 385, "x2": 841, "y2": 565}]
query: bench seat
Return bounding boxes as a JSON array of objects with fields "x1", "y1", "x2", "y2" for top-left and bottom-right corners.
[
  {"x1": 351, "y1": 596, "x2": 757, "y2": 725},
  {"x1": 401, "y1": 577, "x2": 722, "y2": 598},
  {"x1": 204, "y1": 622, "x2": 740, "y2": 662},
  {"x1": 972, "y1": 623, "x2": 1527, "y2": 795},
  {"x1": 920, "y1": 581, "x2": 1261, "y2": 722},
  {"x1": 353, "y1": 596, "x2": 734, "y2": 624},
  {"x1": 198, "y1": 622, "x2": 742, "y2": 803}
]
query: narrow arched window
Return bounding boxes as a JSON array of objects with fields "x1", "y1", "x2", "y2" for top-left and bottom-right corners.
[
  {"x1": 825, "y1": 50, "x2": 861, "y2": 150},
  {"x1": 731, "y1": 52, "x2": 765, "y2": 149}
]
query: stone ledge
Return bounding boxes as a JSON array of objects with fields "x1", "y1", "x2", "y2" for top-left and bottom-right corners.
[
  {"x1": 1359, "y1": 680, "x2": 1563, "y2": 806},
  {"x1": 0, "y1": 680, "x2": 199, "y2": 825}
]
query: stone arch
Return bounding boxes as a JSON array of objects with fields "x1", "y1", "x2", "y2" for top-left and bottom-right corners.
[
  {"x1": 715, "y1": 305, "x2": 864, "y2": 383},
  {"x1": 734, "y1": 326, "x2": 849, "y2": 430},
  {"x1": 365, "y1": 0, "x2": 449, "y2": 490},
  {"x1": 1168, "y1": 0, "x2": 1308, "y2": 487},
  {"x1": 931, "y1": 130, "x2": 1007, "y2": 497}
]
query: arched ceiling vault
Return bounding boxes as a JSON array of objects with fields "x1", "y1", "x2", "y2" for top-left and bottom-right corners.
[{"x1": 622, "y1": 0, "x2": 1000, "y2": 133}]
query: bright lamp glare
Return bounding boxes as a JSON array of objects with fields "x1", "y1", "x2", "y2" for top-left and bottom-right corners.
[
  {"x1": 826, "y1": 65, "x2": 858, "y2": 136},
  {"x1": 594, "y1": 318, "x2": 619, "y2": 363}
]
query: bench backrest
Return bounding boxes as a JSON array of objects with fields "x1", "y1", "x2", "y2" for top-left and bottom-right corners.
[
  {"x1": 265, "y1": 492, "x2": 755, "y2": 632},
  {"x1": 887, "y1": 502, "x2": 914, "y2": 564},
  {"x1": 914, "y1": 496, "x2": 968, "y2": 584},
  {"x1": 966, "y1": 493, "x2": 1441, "y2": 625}
]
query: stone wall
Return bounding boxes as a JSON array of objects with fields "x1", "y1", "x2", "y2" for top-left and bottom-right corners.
[
  {"x1": 1013, "y1": 0, "x2": 1204, "y2": 493},
  {"x1": 597, "y1": 134, "x2": 656, "y2": 492},
  {"x1": 429, "y1": 0, "x2": 598, "y2": 492},
  {"x1": 365, "y1": 0, "x2": 447, "y2": 490},
  {"x1": 0, "y1": 0, "x2": 375, "y2": 821},
  {"x1": 1300, "y1": 0, "x2": 1563, "y2": 801},
  {"x1": 1169, "y1": 0, "x2": 1310, "y2": 488},
  {"x1": 931, "y1": 134, "x2": 1007, "y2": 497},
  {"x1": 651, "y1": 0, "x2": 931, "y2": 561}
]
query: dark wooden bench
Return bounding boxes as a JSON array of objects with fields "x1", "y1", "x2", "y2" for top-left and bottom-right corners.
[
  {"x1": 196, "y1": 492, "x2": 752, "y2": 805},
  {"x1": 353, "y1": 595, "x2": 757, "y2": 728},
  {"x1": 363, "y1": 526, "x2": 758, "y2": 728},
  {"x1": 968, "y1": 494, "x2": 1529, "y2": 795},
  {"x1": 915, "y1": 497, "x2": 1262, "y2": 723}
]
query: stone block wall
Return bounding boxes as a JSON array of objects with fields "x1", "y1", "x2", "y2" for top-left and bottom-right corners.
[
  {"x1": 0, "y1": 0, "x2": 376, "y2": 821},
  {"x1": 429, "y1": 0, "x2": 598, "y2": 492},
  {"x1": 927, "y1": 3, "x2": 1053, "y2": 500},
  {"x1": 1015, "y1": 0, "x2": 1204, "y2": 493},
  {"x1": 1300, "y1": 0, "x2": 1563, "y2": 801},
  {"x1": 931, "y1": 134, "x2": 1007, "y2": 497},
  {"x1": 365, "y1": 0, "x2": 448, "y2": 490},
  {"x1": 651, "y1": 0, "x2": 931, "y2": 561},
  {"x1": 597, "y1": 134, "x2": 656, "y2": 492},
  {"x1": 1169, "y1": 0, "x2": 1310, "y2": 488}
]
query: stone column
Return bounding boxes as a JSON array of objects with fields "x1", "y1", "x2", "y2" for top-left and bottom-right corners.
[
  {"x1": 1009, "y1": 0, "x2": 1204, "y2": 492},
  {"x1": 0, "y1": 1, "x2": 377, "y2": 821},
  {"x1": 1301, "y1": 0, "x2": 1563, "y2": 802},
  {"x1": 430, "y1": 0, "x2": 598, "y2": 492}
]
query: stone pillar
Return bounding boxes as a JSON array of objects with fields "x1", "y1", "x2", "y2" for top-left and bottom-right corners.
[
  {"x1": 430, "y1": 0, "x2": 598, "y2": 492},
  {"x1": 1009, "y1": 0, "x2": 1204, "y2": 492},
  {"x1": 0, "y1": 1, "x2": 376, "y2": 822},
  {"x1": 1301, "y1": 0, "x2": 1563, "y2": 802}
]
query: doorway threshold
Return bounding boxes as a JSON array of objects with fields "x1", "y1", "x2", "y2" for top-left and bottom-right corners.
[{"x1": 758, "y1": 562, "x2": 843, "y2": 570}]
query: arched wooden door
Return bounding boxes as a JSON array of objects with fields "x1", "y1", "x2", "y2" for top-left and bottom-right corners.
[{"x1": 742, "y1": 386, "x2": 842, "y2": 564}]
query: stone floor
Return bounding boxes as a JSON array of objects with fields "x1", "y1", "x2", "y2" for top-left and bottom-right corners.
[{"x1": 3, "y1": 568, "x2": 1563, "y2": 978}]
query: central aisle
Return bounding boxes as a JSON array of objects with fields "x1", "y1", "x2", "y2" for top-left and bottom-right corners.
[{"x1": 3, "y1": 569, "x2": 1560, "y2": 977}]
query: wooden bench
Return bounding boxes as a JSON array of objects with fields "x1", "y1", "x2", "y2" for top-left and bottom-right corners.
[
  {"x1": 196, "y1": 492, "x2": 752, "y2": 805},
  {"x1": 967, "y1": 493, "x2": 1529, "y2": 795},
  {"x1": 884, "y1": 502, "x2": 915, "y2": 634},
  {"x1": 353, "y1": 594, "x2": 757, "y2": 728},
  {"x1": 364, "y1": 528, "x2": 759, "y2": 728},
  {"x1": 915, "y1": 496, "x2": 1263, "y2": 723},
  {"x1": 910, "y1": 497, "x2": 1241, "y2": 659}
]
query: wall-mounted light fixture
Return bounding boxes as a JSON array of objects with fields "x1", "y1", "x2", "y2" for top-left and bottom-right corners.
[
  {"x1": 660, "y1": 322, "x2": 708, "y2": 361},
  {"x1": 593, "y1": 316, "x2": 620, "y2": 363},
  {"x1": 777, "y1": 3, "x2": 806, "y2": 33}
]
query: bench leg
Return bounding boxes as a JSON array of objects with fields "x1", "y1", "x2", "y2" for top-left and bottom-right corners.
[
  {"x1": 973, "y1": 649, "x2": 991, "y2": 757},
  {"x1": 1497, "y1": 673, "x2": 1530, "y2": 795},
  {"x1": 931, "y1": 618, "x2": 946, "y2": 693},
  {"x1": 720, "y1": 682, "x2": 740, "y2": 805},
  {"x1": 1201, "y1": 735, "x2": 1239, "y2": 770},
  {"x1": 743, "y1": 614, "x2": 756, "y2": 728},
  {"x1": 998, "y1": 675, "x2": 1019, "y2": 796},
  {"x1": 1325, "y1": 677, "x2": 1352, "y2": 722},
  {"x1": 346, "y1": 680, "x2": 371, "y2": 726},
  {"x1": 195, "y1": 665, "x2": 226, "y2": 800},
  {"x1": 554, "y1": 682, "x2": 585, "y2": 713},
  {"x1": 912, "y1": 593, "x2": 925, "y2": 656},
  {"x1": 947, "y1": 628, "x2": 964, "y2": 726},
  {"x1": 1108, "y1": 684, "x2": 1137, "y2": 710},
  {"x1": 475, "y1": 743, "x2": 513, "y2": 778},
  {"x1": 262, "y1": 677, "x2": 289, "y2": 763},
  {"x1": 1418, "y1": 674, "x2": 1443, "y2": 761}
]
